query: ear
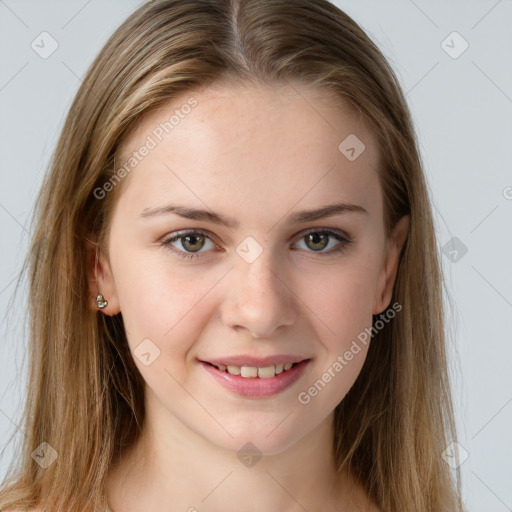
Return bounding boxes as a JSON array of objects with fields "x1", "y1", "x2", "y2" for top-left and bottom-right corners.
[
  {"x1": 372, "y1": 214, "x2": 410, "y2": 315},
  {"x1": 85, "y1": 235, "x2": 121, "y2": 315}
]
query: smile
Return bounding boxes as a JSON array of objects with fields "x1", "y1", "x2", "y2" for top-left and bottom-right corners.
[
  {"x1": 200, "y1": 359, "x2": 311, "y2": 398},
  {"x1": 211, "y1": 362, "x2": 296, "y2": 378}
]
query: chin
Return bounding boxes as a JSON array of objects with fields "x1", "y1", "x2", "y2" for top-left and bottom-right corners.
[{"x1": 197, "y1": 415, "x2": 312, "y2": 459}]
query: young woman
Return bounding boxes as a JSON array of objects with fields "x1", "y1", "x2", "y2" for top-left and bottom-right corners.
[{"x1": 0, "y1": 0, "x2": 466, "y2": 510}]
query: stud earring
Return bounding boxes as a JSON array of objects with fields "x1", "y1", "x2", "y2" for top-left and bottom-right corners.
[{"x1": 96, "y1": 294, "x2": 108, "y2": 309}]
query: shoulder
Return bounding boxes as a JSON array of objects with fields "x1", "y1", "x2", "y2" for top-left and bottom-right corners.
[
  {"x1": 2, "y1": 509, "x2": 42, "y2": 511},
  {"x1": 342, "y1": 469, "x2": 383, "y2": 512}
]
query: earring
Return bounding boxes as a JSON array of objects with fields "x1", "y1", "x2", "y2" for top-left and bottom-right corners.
[{"x1": 96, "y1": 294, "x2": 108, "y2": 309}]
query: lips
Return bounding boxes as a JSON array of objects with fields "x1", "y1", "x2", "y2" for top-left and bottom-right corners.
[
  {"x1": 202, "y1": 355, "x2": 308, "y2": 367},
  {"x1": 206, "y1": 361, "x2": 296, "y2": 378},
  {"x1": 199, "y1": 356, "x2": 311, "y2": 398}
]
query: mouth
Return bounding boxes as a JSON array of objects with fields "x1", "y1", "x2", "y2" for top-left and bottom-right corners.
[
  {"x1": 199, "y1": 358, "x2": 311, "y2": 398},
  {"x1": 204, "y1": 361, "x2": 299, "y2": 378}
]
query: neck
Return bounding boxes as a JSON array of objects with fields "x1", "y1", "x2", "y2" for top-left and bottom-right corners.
[{"x1": 106, "y1": 390, "x2": 363, "y2": 511}]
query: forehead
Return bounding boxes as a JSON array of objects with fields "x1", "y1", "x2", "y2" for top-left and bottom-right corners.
[{"x1": 114, "y1": 81, "x2": 382, "y2": 225}]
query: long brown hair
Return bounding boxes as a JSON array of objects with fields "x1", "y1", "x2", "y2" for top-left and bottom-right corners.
[{"x1": 0, "y1": 1, "x2": 465, "y2": 510}]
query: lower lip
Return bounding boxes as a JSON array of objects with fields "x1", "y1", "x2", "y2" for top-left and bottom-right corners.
[{"x1": 200, "y1": 360, "x2": 310, "y2": 398}]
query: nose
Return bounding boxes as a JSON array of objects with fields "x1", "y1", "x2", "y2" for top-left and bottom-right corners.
[{"x1": 220, "y1": 251, "x2": 297, "y2": 339}]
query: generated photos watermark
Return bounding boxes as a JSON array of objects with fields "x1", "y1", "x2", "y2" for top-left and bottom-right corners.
[
  {"x1": 297, "y1": 301, "x2": 402, "y2": 405},
  {"x1": 93, "y1": 97, "x2": 198, "y2": 200}
]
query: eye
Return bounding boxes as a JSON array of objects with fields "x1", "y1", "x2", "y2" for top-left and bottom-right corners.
[
  {"x1": 292, "y1": 229, "x2": 352, "y2": 255},
  {"x1": 162, "y1": 229, "x2": 217, "y2": 260},
  {"x1": 161, "y1": 228, "x2": 352, "y2": 261}
]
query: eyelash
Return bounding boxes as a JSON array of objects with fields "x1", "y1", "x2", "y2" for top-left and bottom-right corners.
[{"x1": 161, "y1": 228, "x2": 353, "y2": 261}]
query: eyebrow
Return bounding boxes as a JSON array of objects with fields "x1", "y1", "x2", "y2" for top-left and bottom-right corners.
[{"x1": 140, "y1": 200, "x2": 368, "y2": 229}]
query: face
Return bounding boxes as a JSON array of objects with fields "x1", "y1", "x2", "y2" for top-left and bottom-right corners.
[{"x1": 93, "y1": 81, "x2": 408, "y2": 456}]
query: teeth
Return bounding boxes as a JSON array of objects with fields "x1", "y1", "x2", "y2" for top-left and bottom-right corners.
[
  {"x1": 258, "y1": 366, "x2": 275, "y2": 378},
  {"x1": 240, "y1": 366, "x2": 258, "y2": 378},
  {"x1": 227, "y1": 365, "x2": 241, "y2": 375},
  {"x1": 217, "y1": 362, "x2": 297, "y2": 378}
]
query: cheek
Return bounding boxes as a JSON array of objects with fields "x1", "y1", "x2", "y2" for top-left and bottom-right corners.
[
  {"x1": 110, "y1": 248, "x2": 215, "y2": 358},
  {"x1": 303, "y1": 251, "x2": 382, "y2": 344},
  {"x1": 294, "y1": 263, "x2": 379, "y2": 412}
]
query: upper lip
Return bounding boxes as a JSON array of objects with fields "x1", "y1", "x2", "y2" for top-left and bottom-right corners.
[{"x1": 201, "y1": 355, "x2": 310, "y2": 367}]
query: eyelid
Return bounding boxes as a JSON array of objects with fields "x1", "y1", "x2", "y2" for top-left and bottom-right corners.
[
  {"x1": 161, "y1": 227, "x2": 353, "y2": 259},
  {"x1": 162, "y1": 228, "x2": 219, "y2": 251},
  {"x1": 297, "y1": 226, "x2": 352, "y2": 242}
]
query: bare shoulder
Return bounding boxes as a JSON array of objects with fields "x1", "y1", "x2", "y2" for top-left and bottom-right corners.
[
  {"x1": 366, "y1": 502, "x2": 384, "y2": 512},
  {"x1": 4, "y1": 509, "x2": 43, "y2": 511},
  {"x1": 1, "y1": 509, "x2": 41, "y2": 512},
  {"x1": 356, "y1": 497, "x2": 383, "y2": 512},
  {"x1": 342, "y1": 468, "x2": 383, "y2": 512},
  {"x1": 5, "y1": 509, "x2": 42, "y2": 511}
]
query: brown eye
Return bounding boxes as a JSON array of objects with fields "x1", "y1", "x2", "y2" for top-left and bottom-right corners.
[
  {"x1": 163, "y1": 230, "x2": 216, "y2": 259},
  {"x1": 180, "y1": 233, "x2": 206, "y2": 253},
  {"x1": 294, "y1": 229, "x2": 352, "y2": 254},
  {"x1": 304, "y1": 232, "x2": 330, "y2": 251}
]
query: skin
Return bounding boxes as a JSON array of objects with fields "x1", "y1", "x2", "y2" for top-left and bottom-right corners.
[{"x1": 88, "y1": 80, "x2": 409, "y2": 512}]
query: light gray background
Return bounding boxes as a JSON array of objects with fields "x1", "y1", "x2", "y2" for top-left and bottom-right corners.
[{"x1": 1, "y1": 1, "x2": 511, "y2": 510}]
